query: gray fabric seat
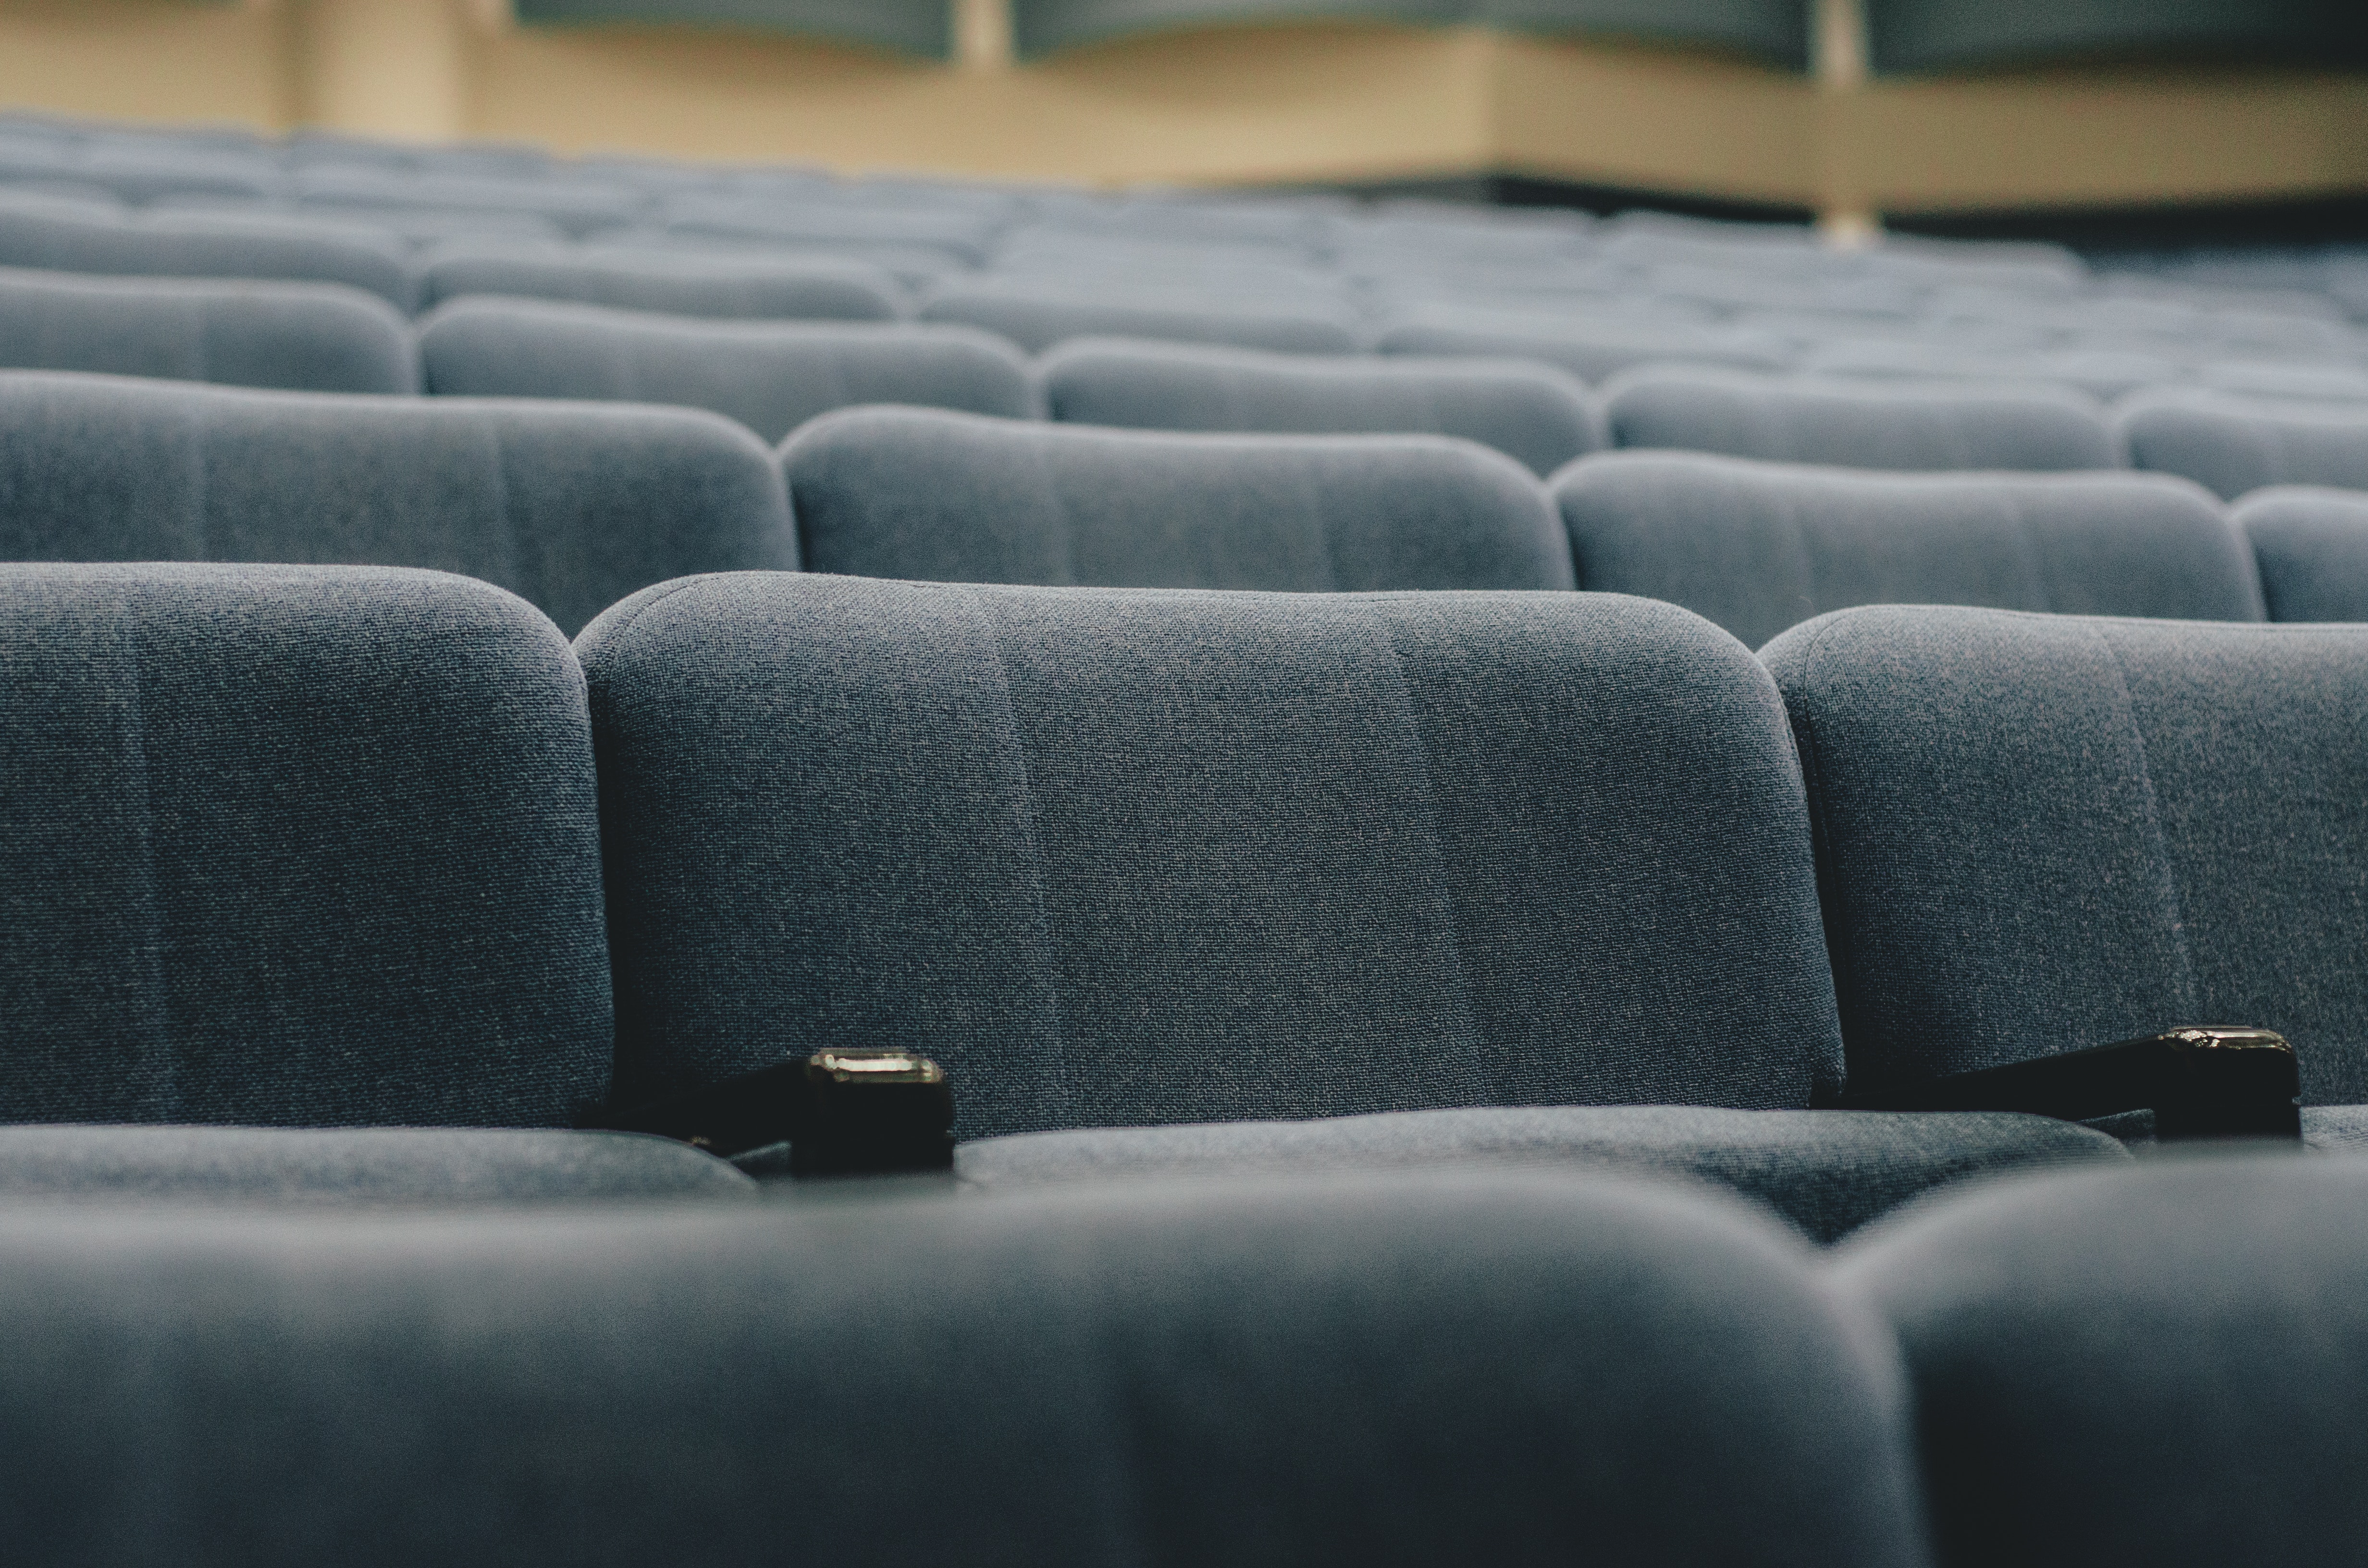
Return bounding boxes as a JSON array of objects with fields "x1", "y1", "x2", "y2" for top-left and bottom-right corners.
[
  {"x1": 1036, "y1": 337, "x2": 1601, "y2": 475},
  {"x1": 291, "y1": 167, "x2": 647, "y2": 238},
  {"x1": 1762, "y1": 606, "x2": 2368, "y2": 1145},
  {"x1": 2119, "y1": 387, "x2": 2368, "y2": 499},
  {"x1": 580, "y1": 576, "x2": 2124, "y2": 1236},
  {"x1": 1375, "y1": 302, "x2": 1794, "y2": 381},
  {"x1": 0, "y1": 1168, "x2": 1928, "y2": 1567},
  {"x1": 1839, "y1": 1153, "x2": 2368, "y2": 1568},
  {"x1": 0, "y1": 563, "x2": 613, "y2": 1129},
  {"x1": 1607, "y1": 368, "x2": 2121, "y2": 471},
  {"x1": 0, "y1": 1126, "x2": 754, "y2": 1204},
  {"x1": 919, "y1": 278, "x2": 1363, "y2": 355},
  {"x1": 1554, "y1": 452, "x2": 2261, "y2": 648},
  {"x1": 0, "y1": 191, "x2": 415, "y2": 310},
  {"x1": 783, "y1": 407, "x2": 1574, "y2": 590},
  {"x1": 418, "y1": 240, "x2": 906, "y2": 321},
  {"x1": 419, "y1": 297, "x2": 1034, "y2": 443},
  {"x1": 2232, "y1": 485, "x2": 2368, "y2": 622},
  {"x1": 0, "y1": 370, "x2": 791, "y2": 637},
  {"x1": 0, "y1": 268, "x2": 417, "y2": 394}
]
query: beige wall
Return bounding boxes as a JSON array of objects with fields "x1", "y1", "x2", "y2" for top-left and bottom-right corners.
[{"x1": 0, "y1": 0, "x2": 2362, "y2": 217}]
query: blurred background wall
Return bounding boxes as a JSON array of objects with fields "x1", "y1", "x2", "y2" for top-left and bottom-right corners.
[{"x1": 0, "y1": 0, "x2": 2361, "y2": 234}]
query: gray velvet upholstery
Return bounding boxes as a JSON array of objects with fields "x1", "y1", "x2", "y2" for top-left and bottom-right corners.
[
  {"x1": 0, "y1": 192, "x2": 415, "y2": 310},
  {"x1": 1839, "y1": 1153, "x2": 2368, "y2": 1568},
  {"x1": 782, "y1": 407, "x2": 1575, "y2": 589},
  {"x1": 0, "y1": 1169, "x2": 1929, "y2": 1567},
  {"x1": 0, "y1": 1127, "x2": 753, "y2": 1203},
  {"x1": 1377, "y1": 303, "x2": 1792, "y2": 380},
  {"x1": 1555, "y1": 452, "x2": 2262, "y2": 648},
  {"x1": 0, "y1": 564, "x2": 613, "y2": 1127},
  {"x1": 1608, "y1": 368, "x2": 2120, "y2": 471},
  {"x1": 581, "y1": 575, "x2": 1846, "y2": 1131},
  {"x1": 961, "y1": 1104, "x2": 2126, "y2": 1243},
  {"x1": 1038, "y1": 337, "x2": 1601, "y2": 475},
  {"x1": 0, "y1": 268, "x2": 417, "y2": 394},
  {"x1": 920, "y1": 278, "x2": 1363, "y2": 355},
  {"x1": 0, "y1": 370, "x2": 792, "y2": 636},
  {"x1": 419, "y1": 240, "x2": 906, "y2": 320},
  {"x1": 2232, "y1": 484, "x2": 2368, "y2": 622},
  {"x1": 2120, "y1": 387, "x2": 2368, "y2": 499},
  {"x1": 290, "y1": 167, "x2": 646, "y2": 238},
  {"x1": 1763, "y1": 607, "x2": 2368, "y2": 1104},
  {"x1": 419, "y1": 297, "x2": 1034, "y2": 442}
]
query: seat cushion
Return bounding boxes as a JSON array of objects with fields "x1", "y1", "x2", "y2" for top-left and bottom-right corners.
[
  {"x1": 0, "y1": 1126, "x2": 752, "y2": 1204},
  {"x1": 958, "y1": 1103, "x2": 2128, "y2": 1243}
]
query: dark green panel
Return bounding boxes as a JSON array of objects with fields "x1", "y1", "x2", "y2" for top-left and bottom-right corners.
[
  {"x1": 1011, "y1": 0, "x2": 1806, "y2": 68},
  {"x1": 1868, "y1": 0, "x2": 2368, "y2": 75},
  {"x1": 1477, "y1": 0, "x2": 1808, "y2": 71},
  {"x1": 516, "y1": 0, "x2": 952, "y2": 59},
  {"x1": 1011, "y1": 0, "x2": 1468, "y2": 61}
]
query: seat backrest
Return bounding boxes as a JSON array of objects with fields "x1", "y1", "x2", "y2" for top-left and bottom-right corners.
[
  {"x1": 2119, "y1": 388, "x2": 2368, "y2": 499},
  {"x1": 1375, "y1": 303, "x2": 1793, "y2": 382},
  {"x1": 0, "y1": 370, "x2": 790, "y2": 637},
  {"x1": 2232, "y1": 484, "x2": 2368, "y2": 621},
  {"x1": 418, "y1": 241, "x2": 906, "y2": 321},
  {"x1": 580, "y1": 576, "x2": 1843, "y2": 1135},
  {"x1": 784, "y1": 407, "x2": 1573, "y2": 591},
  {"x1": 419, "y1": 297, "x2": 1033, "y2": 443},
  {"x1": 1037, "y1": 337, "x2": 1600, "y2": 476},
  {"x1": 0, "y1": 563, "x2": 611, "y2": 1126},
  {"x1": 0, "y1": 268, "x2": 417, "y2": 394},
  {"x1": 1608, "y1": 368, "x2": 2120, "y2": 471},
  {"x1": 0, "y1": 192, "x2": 414, "y2": 310},
  {"x1": 1763, "y1": 606, "x2": 2368, "y2": 1105},
  {"x1": 919, "y1": 279, "x2": 1362, "y2": 355},
  {"x1": 1555, "y1": 452, "x2": 2261, "y2": 648}
]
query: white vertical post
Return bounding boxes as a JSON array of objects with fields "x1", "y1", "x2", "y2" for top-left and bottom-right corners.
[
  {"x1": 1812, "y1": 0, "x2": 1879, "y2": 247},
  {"x1": 955, "y1": 0, "x2": 1013, "y2": 71},
  {"x1": 294, "y1": 0, "x2": 471, "y2": 142}
]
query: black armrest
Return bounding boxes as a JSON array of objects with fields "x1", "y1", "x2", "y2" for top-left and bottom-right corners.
[
  {"x1": 1839, "y1": 1027, "x2": 2300, "y2": 1142},
  {"x1": 583, "y1": 1050, "x2": 955, "y2": 1176}
]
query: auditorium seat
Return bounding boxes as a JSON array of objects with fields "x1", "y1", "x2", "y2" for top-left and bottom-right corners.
[
  {"x1": 1762, "y1": 606, "x2": 2368, "y2": 1146},
  {"x1": 657, "y1": 195, "x2": 999, "y2": 270},
  {"x1": 0, "y1": 370, "x2": 791, "y2": 636},
  {"x1": 1800, "y1": 339, "x2": 2179, "y2": 403},
  {"x1": 2119, "y1": 387, "x2": 2368, "y2": 499},
  {"x1": 417, "y1": 240, "x2": 907, "y2": 320},
  {"x1": 2232, "y1": 485, "x2": 2368, "y2": 621},
  {"x1": 1608, "y1": 368, "x2": 2121, "y2": 471},
  {"x1": 1554, "y1": 453, "x2": 2260, "y2": 648},
  {"x1": 783, "y1": 408, "x2": 1573, "y2": 589},
  {"x1": 290, "y1": 166, "x2": 647, "y2": 238},
  {"x1": 919, "y1": 279, "x2": 1361, "y2": 356},
  {"x1": 1841, "y1": 1154, "x2": 2368, "y2": 1568},
  {"x1": 0, "y1": 1168, "x2": 1928, "y2": 1567},
  {"x1": 418, "y1": 297, "x2": 1034, "y2": 443},
  {"x1": 0, "y1": 270, "x2": 416, "y2": 394},
  {"x1": 1375, "y1": 302, "x2": 1793, "y2": 381},
  {"x1": 1036, "y1": 337, "x2": 1601, "y2": 475},
  {"x1": 0, "y1": 562, "x2": 754, "y2": 1200},
  {"x1": 579, "y1": 575, "x2": 2123, "y2": 1240},
  {"x1": 0, "y1": 191, "x2": 415, "y2": 310}
]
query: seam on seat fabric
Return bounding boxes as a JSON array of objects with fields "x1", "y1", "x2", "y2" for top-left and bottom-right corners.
[
  {"x1": 1370, "y1": 601, "x2": 1483, "y2": 1089},
  {"x1": 957, "y1": 584, "x2": 1070, "y2": 1126},
  {"x1": 2092, "y1": 623, "x2": 2202, "y2": 1022},
  {"x1": 582, "y1": 573, "x2": 715, "y2": 665}
]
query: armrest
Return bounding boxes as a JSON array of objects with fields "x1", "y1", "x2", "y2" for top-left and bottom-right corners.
[
  {"x1": 1838, "y1": 1027, "x2": 2300, "y2": 1142},
  {"x1": 583, "y1": 1050, "x2": 956, "y2": 1176}
]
